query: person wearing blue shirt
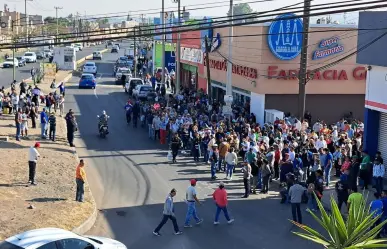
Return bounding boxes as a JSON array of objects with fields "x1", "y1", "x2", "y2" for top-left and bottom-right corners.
[
  {"x1": 380, "y1": 190, "x2": 387, "y2": 236},
  {"x1": 293, "y1": 154, "x2": 304, "y2": 181},
  {"x1": 370, "y1": 192, "x2": 384, "y2": 238},
  {"x1": 124, "y1": 102, "x2": 132, "y2": 125},
  {"x1": 40, "y1": 108, "x2": 48, "y2": 139},
  {"x1": 323, "y1": 148, "x2": 333, "y2": 187}
]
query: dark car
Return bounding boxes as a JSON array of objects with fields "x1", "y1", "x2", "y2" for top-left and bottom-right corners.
[
  {"x1": 36, "y1": 52, "x2": 44, "y2": 59},
  {"x1": 111, "y1": 45, "x2": 119, "y2": 53},
  {"x1": 16, "y1": 56, "x2": 26, "y2": 67}
]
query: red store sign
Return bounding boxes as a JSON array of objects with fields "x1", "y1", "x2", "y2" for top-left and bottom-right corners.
[
  {"x1": 204, "y1": 58, "x2": 258, "y2": 79},
  {"x1": 267, "y1": 66, "x2": 366, "y2": 80}
]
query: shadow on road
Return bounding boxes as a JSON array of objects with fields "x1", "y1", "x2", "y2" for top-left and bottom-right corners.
[{"x1": 91, "y1": 196, "x2": 323, "y2": 249}]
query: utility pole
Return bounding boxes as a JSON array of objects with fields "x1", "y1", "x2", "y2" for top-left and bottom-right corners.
[
  {"x1": 161, "y1": 0, "x2": 165, "y2": 84},
  {"x1": 12, "y1": 20, "x2": 16, "y2": 82},
  {"x1": 25, "y1": 0, "x2": 33, "y2": 45},
  {"x1": 134, "y1": 26, "x2": 137, "y2": 77},
  {"x1": 204, "y1": 36, "x2": 211, "y2": 101},
  {"x1": 54, "y1": 6, "x2": 63, "y2": 42},
  {"x1": 297, "y1": 0, "x2": 311, "y2": 121},
  {"x1": 173, "y1": 0, "x2": 181, "y2": 94},
  {"x1": 226, "y1": 0, "x2": 233, "y2": 98}
]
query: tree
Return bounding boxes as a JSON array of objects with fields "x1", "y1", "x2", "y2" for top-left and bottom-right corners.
[
  {"x1": 290, "y1": 194, "x2": 387, "y2": 248},
  {"x1": 227, "y1": 3, "x2": 254, "y2": 23}
]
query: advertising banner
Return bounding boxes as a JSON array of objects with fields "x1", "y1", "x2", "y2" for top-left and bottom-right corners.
[
  {"x1": 153, "y1": 13, "x2": 178, "y2": 42},
  {"x1": 154, "y1": 42, "x2": 176, "y2": 72}
]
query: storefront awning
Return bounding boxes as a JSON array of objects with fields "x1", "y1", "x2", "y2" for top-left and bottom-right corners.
[{"x1": 182, "y1": 64, "x2": 197, "y2": 73}]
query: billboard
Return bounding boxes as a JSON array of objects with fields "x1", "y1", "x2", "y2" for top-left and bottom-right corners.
[
  {"x1": 153, "y1": 12, "x2": 178, "y2": 42},
  {"x1": 154, "y1": 42, "x2": 176, "y2": 72}
]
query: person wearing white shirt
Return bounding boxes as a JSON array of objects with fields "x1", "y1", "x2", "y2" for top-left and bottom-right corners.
[
  {"x1": 11, "y1": 94, "x2": 19, "y2": 114},
  {"x1": 331, "y1": 126, "x2": 339, "y2": 142},
  {"x1": 225, "y1": 148, "x2": 238, "y2": 180},
  {"x1": 28, "y1": 142, "x2": 41, "y2": 185},
  {"x1": 313, "y1": 121, "x2": 322, "y2": 133},
  {"x1": 289, "y1": 147, "x2": 296, "y2": 162},
  {"x1": 373, "y1": 159, "x2": 385, "y2": 195},
  {"x1": 294, "y1": 119, "x2": 302, "y2": 131},
  {"x1": 315, "y1": 136, "x2": 327, "y2": 150}
]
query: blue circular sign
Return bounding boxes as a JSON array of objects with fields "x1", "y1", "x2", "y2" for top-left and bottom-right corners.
[{"x1": 268, "y1": 13, "x2": 303, "y2": 60}]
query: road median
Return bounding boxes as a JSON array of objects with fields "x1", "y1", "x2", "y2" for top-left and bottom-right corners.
[{"x1": 0, "y1": 70, "x2": 96, "y2": 240}]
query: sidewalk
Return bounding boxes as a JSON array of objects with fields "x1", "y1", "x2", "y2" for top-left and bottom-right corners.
[{"x1": 0, "y1": 71, "x2": 94, "y2": 240}]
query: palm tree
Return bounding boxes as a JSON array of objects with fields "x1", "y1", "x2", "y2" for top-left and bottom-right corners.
[{"x1": 290, "y1": 194, "x2": 387, "y2": 248}]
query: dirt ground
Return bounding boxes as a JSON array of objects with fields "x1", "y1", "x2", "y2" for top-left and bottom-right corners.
[{"x1": 0, "y1": 72, "x2": 94, "y2": 240}]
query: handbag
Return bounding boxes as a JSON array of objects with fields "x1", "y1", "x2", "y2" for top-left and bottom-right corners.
[{"x1": 167, "y1": 151, "x2": 173, "y2": 161}]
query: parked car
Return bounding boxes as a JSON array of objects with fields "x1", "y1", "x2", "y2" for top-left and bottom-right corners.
[
  {"x1": 36, "y1": 52, "x2": 44, "y2": 60},
  {"x1": 24, "y1": 52, "x2": 37, "y2": 63},
  {"x1": 125, "y1": 78, "x2": 143, "y2": 95},
  {"x1": 83, "y1": 62, "x2": 97, "y2": 75},
  {"x1": 16, "y1": 56, "x2": 26, "y2": 67},
  {"x1": 0, "y1": 227, "x2": 127, "y2": 249},
  {"x1": 79, "y1": 73, "x2": 97, "y2": 89},
  {"x1": 93, "y1": 51, "x2": 102, "y2": 60},
  {"x1": 115, "y1": 67, "x2": 132, "y2": 84},
  {"x1": 111, "y1": 45, "x2": 119, "y2": 53},
  {"x1": 132, "y1": 84, "x2": 154, "y2": 100},
  {"x1": 2, "y1": 57, "x2": 18, "y2": 68},
  {"x1": 43, "y1": 49, "x2": 53, "y2": 58}
]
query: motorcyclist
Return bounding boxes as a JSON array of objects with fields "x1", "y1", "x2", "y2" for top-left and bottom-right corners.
[{"x1": 98, "y1": 110, "x2": 109, "y2": 133}]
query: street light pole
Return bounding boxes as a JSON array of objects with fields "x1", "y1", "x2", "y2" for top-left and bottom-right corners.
[
  {"x1": 161, "y1": 0, "x2": 165, "y2": 84},
  {"x1": 25, "y1": 0, "x2": 33, "y2": 45},
  {"x1": 54, "y1": 7, "x2": 63, "y2": 42}
]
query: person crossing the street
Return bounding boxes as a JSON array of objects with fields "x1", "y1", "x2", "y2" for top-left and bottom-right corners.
[
  {"x1": 153, "y1": 188, "x2": 183, "y2": 236},
  {"x1": 184, "y1": 179, "x2": 203, "y2": 228}
]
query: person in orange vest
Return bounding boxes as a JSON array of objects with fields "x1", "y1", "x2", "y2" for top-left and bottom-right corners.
[{"x1": 75, "y1": 159, "x2": 87, "y2": 202}]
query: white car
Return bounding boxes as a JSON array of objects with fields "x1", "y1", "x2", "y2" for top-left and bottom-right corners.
[
  {"x1": 24, "y1": 52, "x2": 37, "y2": 63},
  {"x1": 0, "y1": 227, "x2": 127, "y2": 249},
  {"x1": 133, "y1": 84, "x2": 154, "y2": 99},
  {"x1": 115, "y1": 67, "x2": 132, "y2": 84},
  {"x1": 74, "y1": 43, "x2": 83, "y2": 51},
  {"x1": 83, "y1": 62, "x2": 97, "y2": 75},
  {"x1": 68, "y1": 45, "x2": 80, "y2": 52},
  {"x1": 93, "y1": 51, "x2": 102, "y2": 60},
  {"x1": 2, "y1": 57, "x2": 19, "y2": 68},
  {"x1": 125, "y1": 78, "x2": 144, "y2": 95}
]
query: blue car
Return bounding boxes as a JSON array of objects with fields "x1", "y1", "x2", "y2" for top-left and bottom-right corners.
[{"x1": 79, "y1": 73, "x2": 97, "y2": 89}]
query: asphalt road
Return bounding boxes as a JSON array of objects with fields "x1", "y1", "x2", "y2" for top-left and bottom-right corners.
[
  {"x1": 0, "y1": 44, "x2": 105, "y2": 89},
  {"x1": 64, "y1": 46, "x2": 324, "y2": 249}
]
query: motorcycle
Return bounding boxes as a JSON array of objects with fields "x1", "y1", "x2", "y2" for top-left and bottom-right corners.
[{"x1": 97, "y1": 115, "x2": 110, "y2": 138}]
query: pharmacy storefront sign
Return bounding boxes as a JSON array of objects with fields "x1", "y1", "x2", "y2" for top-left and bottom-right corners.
[{"x1": 312, "y1": 37, "x2": 344, "y2": 60}]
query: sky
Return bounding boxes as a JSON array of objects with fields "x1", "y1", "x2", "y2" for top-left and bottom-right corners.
[{"x1": 3, "y1": 0, "x2": 364, "y2": 24}]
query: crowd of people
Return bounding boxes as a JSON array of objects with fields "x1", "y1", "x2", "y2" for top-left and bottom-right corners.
[{"x1": 122, "y1": 79, "x2": 387, "y2": 236}]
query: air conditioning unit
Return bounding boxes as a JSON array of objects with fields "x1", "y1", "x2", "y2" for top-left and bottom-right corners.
[{"x1": 264, "y1": 109, "x2": 284, "y2": 124}]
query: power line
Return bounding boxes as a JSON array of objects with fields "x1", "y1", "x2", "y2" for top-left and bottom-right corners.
[
  {"x1": 2, "y1": 1, "x2": 386, "y2": 49},
  {"x1": 6, "y1": 0, "x2": 373, "y2": 42}
]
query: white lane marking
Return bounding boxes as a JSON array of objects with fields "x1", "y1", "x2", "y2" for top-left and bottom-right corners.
[{"x1": 94, "y1": 87, "x2": 98, "y2": 99}]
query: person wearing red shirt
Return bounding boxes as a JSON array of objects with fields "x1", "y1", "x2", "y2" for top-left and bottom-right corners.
[{"x1": 212, "y1": 182, "x2": 234, "y2": 225}]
